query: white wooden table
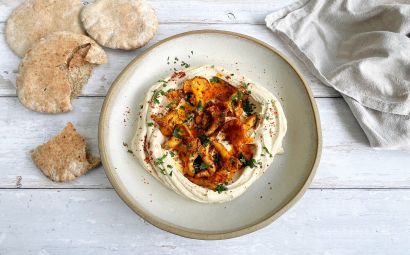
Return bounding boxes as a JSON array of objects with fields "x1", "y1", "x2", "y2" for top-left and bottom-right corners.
[{"x1": 1, "y1": 0, "x2": 409, "y2": 254}]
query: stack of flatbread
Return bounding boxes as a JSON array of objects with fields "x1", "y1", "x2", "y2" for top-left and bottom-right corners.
[{"x1": 5, "y1": 0, "x2": 158, "y2": 182}]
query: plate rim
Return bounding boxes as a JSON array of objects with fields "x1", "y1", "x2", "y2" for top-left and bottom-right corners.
[{"x1": 98, "y1": 29, "x2": 322, "y2": 240}]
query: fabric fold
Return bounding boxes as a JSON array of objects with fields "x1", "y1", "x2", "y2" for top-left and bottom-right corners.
[{"x1": 266, "y1": 0, "x2": 410, "y2": 150}]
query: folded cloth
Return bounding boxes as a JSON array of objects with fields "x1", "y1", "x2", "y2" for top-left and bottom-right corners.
[{"x1": 266, "y1": 0, "x2": 410, "y2": 150}]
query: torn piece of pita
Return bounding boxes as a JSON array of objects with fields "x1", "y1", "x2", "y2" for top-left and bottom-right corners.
[
  {"x1": 31, "y1": 122, "x2": 101, "y2": 182},
  {"x1": 81, "y1": 0, "x2": 158, "y2": 50},
  {"x1": 16, "y1": 31, "x2": 107, "y2": 113},
  {"x1": 6, "y1": 0, "x2": 86, "y2": 57}
]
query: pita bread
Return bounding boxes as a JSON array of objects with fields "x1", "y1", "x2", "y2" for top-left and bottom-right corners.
[
  {"x1": 6, "y1": 0, "x2": 86, "y2": 57},
  {"x1": 16, "y1": 31, "x2": 107, "y2": 113},
  {"x1": 81, "y1": 0, "x2": 158, "y2": 50},
  {"x1": 31, "y1": 122, "x2": 101, "y2": 182}
]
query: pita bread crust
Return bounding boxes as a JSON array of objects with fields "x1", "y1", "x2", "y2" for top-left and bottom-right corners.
[
  {"x1": 6, "y1": 0, "x2": 86, "y2": 57},
  {"x1": 16, "y1": 31, "x2": 107, "y2": 113},
  {"x1": 31, "y1": 122, "x2": 101, "y2": 182},
  {"x1": 81, "y1": 0, "x2": 158, "y2": 50}
]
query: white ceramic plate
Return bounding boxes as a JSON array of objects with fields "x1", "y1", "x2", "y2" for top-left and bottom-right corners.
[{"x1": 99, "y1": 30, "x2": 321, "y2": 240}]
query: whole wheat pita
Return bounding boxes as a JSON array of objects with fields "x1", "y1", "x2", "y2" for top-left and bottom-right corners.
[
  {"x1": 81, "y1": 0, "x2": 158, "y2": 50},
  {"x1": 31, "y1": 122, "x2": 101, "y2": 182},
  {"x1": 6, "y1": 0, "x2": 86, "y2": 57},
  {"x1": 16, "y1": 31, "x2": 107, "y2": 113}
]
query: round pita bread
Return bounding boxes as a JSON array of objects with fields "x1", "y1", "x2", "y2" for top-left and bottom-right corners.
[
  {"x1": 6, "y1": 0, "x2": 86, "y2": 57},
  {"x1": 81, "y1": 0, "x2": 158, "y2": 50},
  {"x1": 31, "y1": 122, "x2": 101, "y2": 182},
  {"x1": 16, "y1": 31, "x2": 107, "y2": 113}
]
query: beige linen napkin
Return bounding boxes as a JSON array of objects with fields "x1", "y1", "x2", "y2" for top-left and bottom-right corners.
[{"x1": 266, "y1": 0, "x2": 410, "y2": 150}]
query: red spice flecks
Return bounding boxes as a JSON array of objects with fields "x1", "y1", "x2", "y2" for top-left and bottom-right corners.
[
  {"x1": 170, "y1": 71, "x2": 186, "y2": 80},
  {"x1": 144, "y1": 156, "x2": 152, "y2": 164}
]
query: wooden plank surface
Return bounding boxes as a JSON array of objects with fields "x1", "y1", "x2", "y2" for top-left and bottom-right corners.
[
  {"x1": 0, "y1": 97, "x2": 409, "y2": 189},
  {"x1": 0, "y1": 189, "x2": 409, "y2": 254},
  {"x1": 0, "y1": 0, "x2": 296, "y2": 24}
]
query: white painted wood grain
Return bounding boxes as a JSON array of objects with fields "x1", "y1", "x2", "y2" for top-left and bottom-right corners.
[
  {"x1": 0, "y1": 0, "x2": 297, "y2": 24},
  {"x1": 0, "y1": 97, "x2": 409, "y2": 189},
  {"x1": 0, "y1": 189, "x2": 409, "y2": 254}
]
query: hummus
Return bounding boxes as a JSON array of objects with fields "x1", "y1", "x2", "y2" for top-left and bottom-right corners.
[{"x1": 132, "y1": 65, "x2": 287, "y2": 203}]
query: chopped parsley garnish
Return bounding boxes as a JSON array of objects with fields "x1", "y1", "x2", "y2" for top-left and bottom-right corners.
[
  {"x1": 148, "y1": 122, "x2": 154, "y2": 127},
  {"x1": 154, "y1": 154, "x2": 167, "y2": 165},
  {"x1": 166, "y1": 102, "x2": 175, "y2": 109},
  {"x1": 127, "y1": 149, "x2": 133, "y2": 154},
  {"x1": 200, "y1": 162, "x2": 209, "y2": 170},
  {"x1": 243, "y1": 100, "x2": 255, "y2": 116},
  {"x1": 193, "y1": 157, "x2": 202, "y2": 173},
  {"x1": 215, "y1": 184, "x2": 228, "y2": 193},
  {"x1": 174, "y1": 57, "x2": 179, "y2": 61},
  {"x1": 158, "y1": 79, "x2": 167, "y2": 83},
  {"x1": 172, "y1": 127, "x2": 182, "y2": 139},
  {"x1": 185, "y1": 94, "x2": 194, "y2": 106},
  {"x1": 179, "y1": 105, "x2": 185, "y2": 110},
  {"x1": 167, "y1": 165, "x2": 173, "y2": 168},
  {"x1": 191, "y1": 50, "x2": 194, "y2": 55},
  {"x1": 181, "y1": 61, "x2": 190, "y2": 68},
  {"x1": 154, "y1": 153, "x2": 168, "y2": 175},
  {"x1": 183, "y1": 113, "x2": 194, "y2": 124},
  {"x1": 169, "y1": 171, "x2": 173, "y2": 176},
  {"x1": 213, "y1": 154, "x2": 220, "y2": 164},
  {"x1": 197, "y1": 101, "x2": 204, "y2": 111},
  {"x1": 231, "y1": 91, "x2": 243, "y2": 104},
  {"x1": 209, "y1": 76, "x2": 221, "y2": 83},
  {"x1": 169, "y1": 151, "x2": 175, "y2": 157},
  {"x1": 199, "y1": 134, "x2": 210, "y2": 146},
  {"x1": 152, "y1": 89, "x2": 165, "y2": 104},
  {"x1": 263, "y1": 146, "x2": 273, "y2": 157},
  {"x1": 239, "y1": 153, "x2": 257, "y2": 168}
]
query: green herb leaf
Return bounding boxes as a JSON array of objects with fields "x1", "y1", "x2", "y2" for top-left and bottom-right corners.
[
  {"x1": 262, "y1": 146, "x2": 273, "y2": 157},
  {"x1": 148, "y1": 122, "x2": 154, "y2": 127},
  {"x1": 170, "y1": 151, "x2": 175, "y2": 157},
  {"x1": 238, "y1": 153, "x2": 257, "y2": 168},
  {"x1": 209, "y1": 76, "x2": 221, "y2": 83},
  {"x1": 172, "y1": 127, "x2": 182, "y2": 138},
  {"x1": 181, "y1": 61, "x2": 190, "y2": 68},
  {"x1": 215, "y1": 184, "x2": 228, "y2": 193},
  {"x1": 154, "y1": 153, "x2": 167, "y2": 166},
  {"x1": 152, "y1": 89, "x2": 165, "y2": 104},
  {"x1": 183, "y1": 113, "x2": 194, "y2": 124},
  {"x1": 197, "y1": 101, "x2": 204, "y2": 111},
  {"x1": 231, "y1": 91, "x2": 243, "y2": 104},
  {"x1": 199, "y1": 162, "x2": 209, "y2": 170},
  {"x1": 243, "y1": 100, "x2": 255, "y2": 116},
  {"x1": 166, "y1": 103, "x2": 175, "y2": 109},
  {"x1": 199, "y1": 134, "x2": 210, "y2": 146},
  {"x1": 213, "y1": 154, "x2": 220, "y2": 164}
]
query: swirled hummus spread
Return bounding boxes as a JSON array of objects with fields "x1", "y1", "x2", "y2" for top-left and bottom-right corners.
[{"x1": 132, "y1": 65, "x2": 287, "y2": 203}]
